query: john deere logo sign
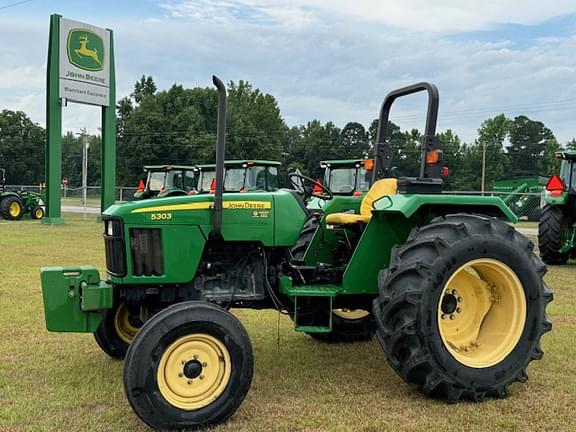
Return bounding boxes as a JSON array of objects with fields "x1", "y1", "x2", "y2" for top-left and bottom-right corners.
[
  {"x1": 59, "y1": 18, "x2": 110, "y2": 106},
  {"x1": 67, "y1": 29, "x2": 104, "y2": 71}
]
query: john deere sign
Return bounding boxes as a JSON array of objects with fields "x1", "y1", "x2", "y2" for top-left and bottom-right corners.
[
  {"x1": 59, "y1": 18, "x2": 111, "y2": 106},
  {"x1": 45, "y1": 14, "x2": 116, "y2": 224}
]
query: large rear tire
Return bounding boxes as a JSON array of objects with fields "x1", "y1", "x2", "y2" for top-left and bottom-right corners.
[
  {"x1": 373, "y1": 214, "x2": 552, "y2": 402},
  {"x1": 0, "y1": 196, "x2": 24, "y2": 220},
  {"x1": 538, "y1": 205, "x2": 570, "y2": 265},
  {"x1": 290, "y1": 215, "x2": 320, "y2": 262},
  {"x1": 124, "y1": 301, "x2": 253, "y2": 430}
]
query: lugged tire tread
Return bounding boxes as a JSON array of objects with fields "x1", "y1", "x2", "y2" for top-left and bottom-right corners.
[{"x1": 373, "y1": 214, "x2": 552, "y2": 402}]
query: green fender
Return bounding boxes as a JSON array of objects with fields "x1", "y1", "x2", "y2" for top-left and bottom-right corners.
[{"x1": 310, "y1": 194, "x2": 518, "y2": 296}]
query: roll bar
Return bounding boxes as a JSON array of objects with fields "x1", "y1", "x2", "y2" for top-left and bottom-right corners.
[{"x1": 372, "y1": 82, "x2": 442, "y2": 182}]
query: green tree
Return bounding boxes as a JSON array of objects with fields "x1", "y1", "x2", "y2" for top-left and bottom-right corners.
[
  {"x1": 507, "y1": 115, "x2": 555, "y2": 177},
  {"x1": 0, "y1": 110, "x2": 45, "y2": 184},
  {"x1": 340, "y1": 122, "x2": 368, "y2": 158},
  {"x1": 476, "y1": 114, "x2": 510, "y2": 189},
  {"x1": 132, "y1": 75, "x2": 157, "y2": 104}
]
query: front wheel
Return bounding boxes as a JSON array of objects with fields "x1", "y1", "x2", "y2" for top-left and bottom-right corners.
[
  {"x1": 94, "y1": 303, "x2": 141, "y2": 359},
  {"x1": 31, "y1": 205, "x2": 44, "y2": 220},
  {"x1": 373, "y1": 214, "x2": 552, "y2": 402},
  {"x1": 123, "y1": 301, "x2": 253, "y2": 430}
]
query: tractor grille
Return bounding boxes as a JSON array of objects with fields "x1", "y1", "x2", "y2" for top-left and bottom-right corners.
[
  {"x1": 130, "y1": 228, "x2": 164, "y2": 276},
  {"x1": 103, "y1": 218, "x2": 127, "y2": 277}
]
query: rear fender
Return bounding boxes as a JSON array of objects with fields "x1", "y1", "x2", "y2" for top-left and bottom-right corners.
[{"x1": 340, "y1": 194, "x2": 518, "y2": 295}]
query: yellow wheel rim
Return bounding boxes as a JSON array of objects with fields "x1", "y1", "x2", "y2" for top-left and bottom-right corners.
[
  {"x1": 9, "y1": 202, "x2": 21, "y2": 217},
  {"x1": 157, "y1": 334, "x2": 231, "y2": 410},
  {"x1": 438, "y1": 258, "x2": 526, "y2": 368},
  {"x1": 333, "y1": 309, "x2": 370, "y2": 320},
  {"x1": 35, "y1": 208, "x2": 43, "y2": 219},
  {"x1": 113, "y1": 304, "x2": 139, "y2": 344}
]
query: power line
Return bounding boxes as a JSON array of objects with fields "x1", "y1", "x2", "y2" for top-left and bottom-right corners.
[{"x1": 0, "y1": 0, "x2": 33, "y2": 11}]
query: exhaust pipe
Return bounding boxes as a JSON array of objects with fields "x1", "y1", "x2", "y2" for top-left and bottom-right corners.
[{"x1": 211, "y1": 75, "x2": 226, "y2": 240}]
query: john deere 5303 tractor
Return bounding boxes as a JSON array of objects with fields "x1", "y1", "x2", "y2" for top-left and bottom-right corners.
[{"x1": 40, "y1": 77, "x2": 552, "y2": 431}]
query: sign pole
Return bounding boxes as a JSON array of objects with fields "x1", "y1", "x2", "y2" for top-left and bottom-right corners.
[
  {"x1": 44, "y1": 14, "x2": 64, "y2": 224},
  {"x1": 101, "y1": 28, "x2": 116, "y2": 213}
]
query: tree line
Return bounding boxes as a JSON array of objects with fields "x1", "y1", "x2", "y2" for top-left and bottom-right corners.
[{"x1": 0, "y1": 75, "x2": 570, "y2": 189}]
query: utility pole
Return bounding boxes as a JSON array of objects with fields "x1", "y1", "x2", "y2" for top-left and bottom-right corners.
[
  {"x1": 81, "y1": 127, "x2": 89, "y2": 209},
  {"x1": 481, "y1": 140, "x2": 486, "y2": 195}
]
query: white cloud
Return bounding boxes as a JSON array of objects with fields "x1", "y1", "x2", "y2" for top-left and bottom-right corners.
[
  {"x1": 2, "y1": 5, "x2": 576, "y2": 146},
  {"x1": 161, "y1": 0, "x2": 576, "y2": 32}
]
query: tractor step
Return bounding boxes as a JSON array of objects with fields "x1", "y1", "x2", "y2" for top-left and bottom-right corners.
[{"x1": 279, "y1": 276, "x2": 339, "y2": 332}]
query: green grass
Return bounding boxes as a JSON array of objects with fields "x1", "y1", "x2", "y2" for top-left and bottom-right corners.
[{"x1": 0, "y1": 216, "x2": 575, "y2": 431}]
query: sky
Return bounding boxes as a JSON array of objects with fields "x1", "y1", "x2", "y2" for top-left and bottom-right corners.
[{"x1": 1, "y1": 0, "x2": 576, "y2": 144}]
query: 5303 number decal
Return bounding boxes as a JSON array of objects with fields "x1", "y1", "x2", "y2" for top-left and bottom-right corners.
[{"x1": 150, "y1": 213, "x2": 172, "y2": 221}]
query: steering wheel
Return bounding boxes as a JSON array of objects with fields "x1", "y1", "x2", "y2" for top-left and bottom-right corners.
[{"x1": 288, "y1": 173, "x2": 334, "y2": 201}]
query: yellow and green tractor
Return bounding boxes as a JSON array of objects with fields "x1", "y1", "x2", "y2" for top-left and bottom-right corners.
[
  {"x1": 133, "y1": 165, "x2": 199, "y2": 200},
  {"x1": 0, "y1": 168, "x2": 45, "y2": 220},
  {"x1": 40, "y1": 77, "x2": 552, "y2": 430}
]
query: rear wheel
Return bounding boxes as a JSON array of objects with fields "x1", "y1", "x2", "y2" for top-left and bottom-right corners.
[
  {"x1": 290, "y1": 215, "x2": 320, "y2": 262},
  {"x1": 0, "y1": 196, "x2": 24, "y2": 220},
  {"x1": 309, "y1": 309, "x2": 376, "y2": 342},
  {"x1": 94, "y1": 303, "x2": 141, "y2": 359},
  {"x1": 373, "y1": 214, "x2": 552, "y2": 402},
  {"x1": 124, "y1": 301, "x2": 253, "y2": 430},
  {"x1": 539, "y1": 205, "x2": 570, "y2": 264}
]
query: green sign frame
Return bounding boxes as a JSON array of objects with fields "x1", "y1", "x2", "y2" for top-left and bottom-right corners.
[{"x1": 45, "y1": 14, "x2": 116, "y2": 223}]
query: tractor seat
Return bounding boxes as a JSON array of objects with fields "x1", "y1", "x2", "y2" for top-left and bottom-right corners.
[{"x1": 325, "y1": 178, "x2": 398, "y2": 225}]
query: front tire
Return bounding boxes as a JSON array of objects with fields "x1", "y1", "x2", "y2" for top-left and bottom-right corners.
[
  {"x1": 123, "y1": 301, "x2": 253, "y2": 430},
  {"x1": 94, "y1": 303, "x2": 141, "y2": 359},
  {"x1": 538, "y1": 205, "x2": 570, "y2": 264},
  {"x1": 31, "y1": 205, "x2": 44, "y2": 220},
  {"x1": 373, "y1": 214, "x2": 552, "y2": 402}
]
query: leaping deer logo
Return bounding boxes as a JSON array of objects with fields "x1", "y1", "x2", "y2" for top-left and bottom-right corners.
[{"x1": 74, "y1": 34, "x2": 103, "y2": 68}]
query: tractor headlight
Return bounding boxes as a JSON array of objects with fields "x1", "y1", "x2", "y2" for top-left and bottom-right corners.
[{"x1": 106, "y1": 220, "x2": 115, "y2": 236}]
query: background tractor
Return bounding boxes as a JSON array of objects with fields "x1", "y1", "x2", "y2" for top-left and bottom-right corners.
[
  {"x1": 307, "y1": 158, "x2": 373, "y2": 210},
  {"x1": 0, "y1": 168, "x2": 44, "y2": 220},
  {"x1": 40, "y1": 77, "x2": 552, "y2": 431},
  {"x1": 133, "y1": 165, "x2": 198, "y2": 200},
  {"x1": 196, "y1": 160, "x2": 281, "y2": 193},
  {"x1": 538, "y1": 150, "x2": 576, "y2": 264}
]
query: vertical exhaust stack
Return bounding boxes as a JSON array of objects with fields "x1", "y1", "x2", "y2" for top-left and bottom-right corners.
[
  {"x1": 211, "y1": 75, "x2": 227, "y2": 240},
  {"x1": 372, "y1": 82, "x2": 441, "y2": 183}
]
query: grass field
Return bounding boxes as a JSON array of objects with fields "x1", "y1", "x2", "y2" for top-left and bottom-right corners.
[{"x1": 0, "y1": 216, "x2": 575, "y2": 431}]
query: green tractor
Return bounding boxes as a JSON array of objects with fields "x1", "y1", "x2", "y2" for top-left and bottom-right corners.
[
  {"x1": 196, "y1": 160, "x2": 281, "y2": 193},
  {"x1": 538, "y1": 150, "x2": 576, "y2": 264},
  {"x1": 0, "y1": 168, "x2": 44, "y2": 220},
  {"x1": 40, "y1": 77, "x2": 552, "y2": 430},
  {"x1": 133, "y1": 165, "x2": 199, "y2": 200},
  {"x1": 307, "y1": 158, "x2": 373, "y2": 210}
]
